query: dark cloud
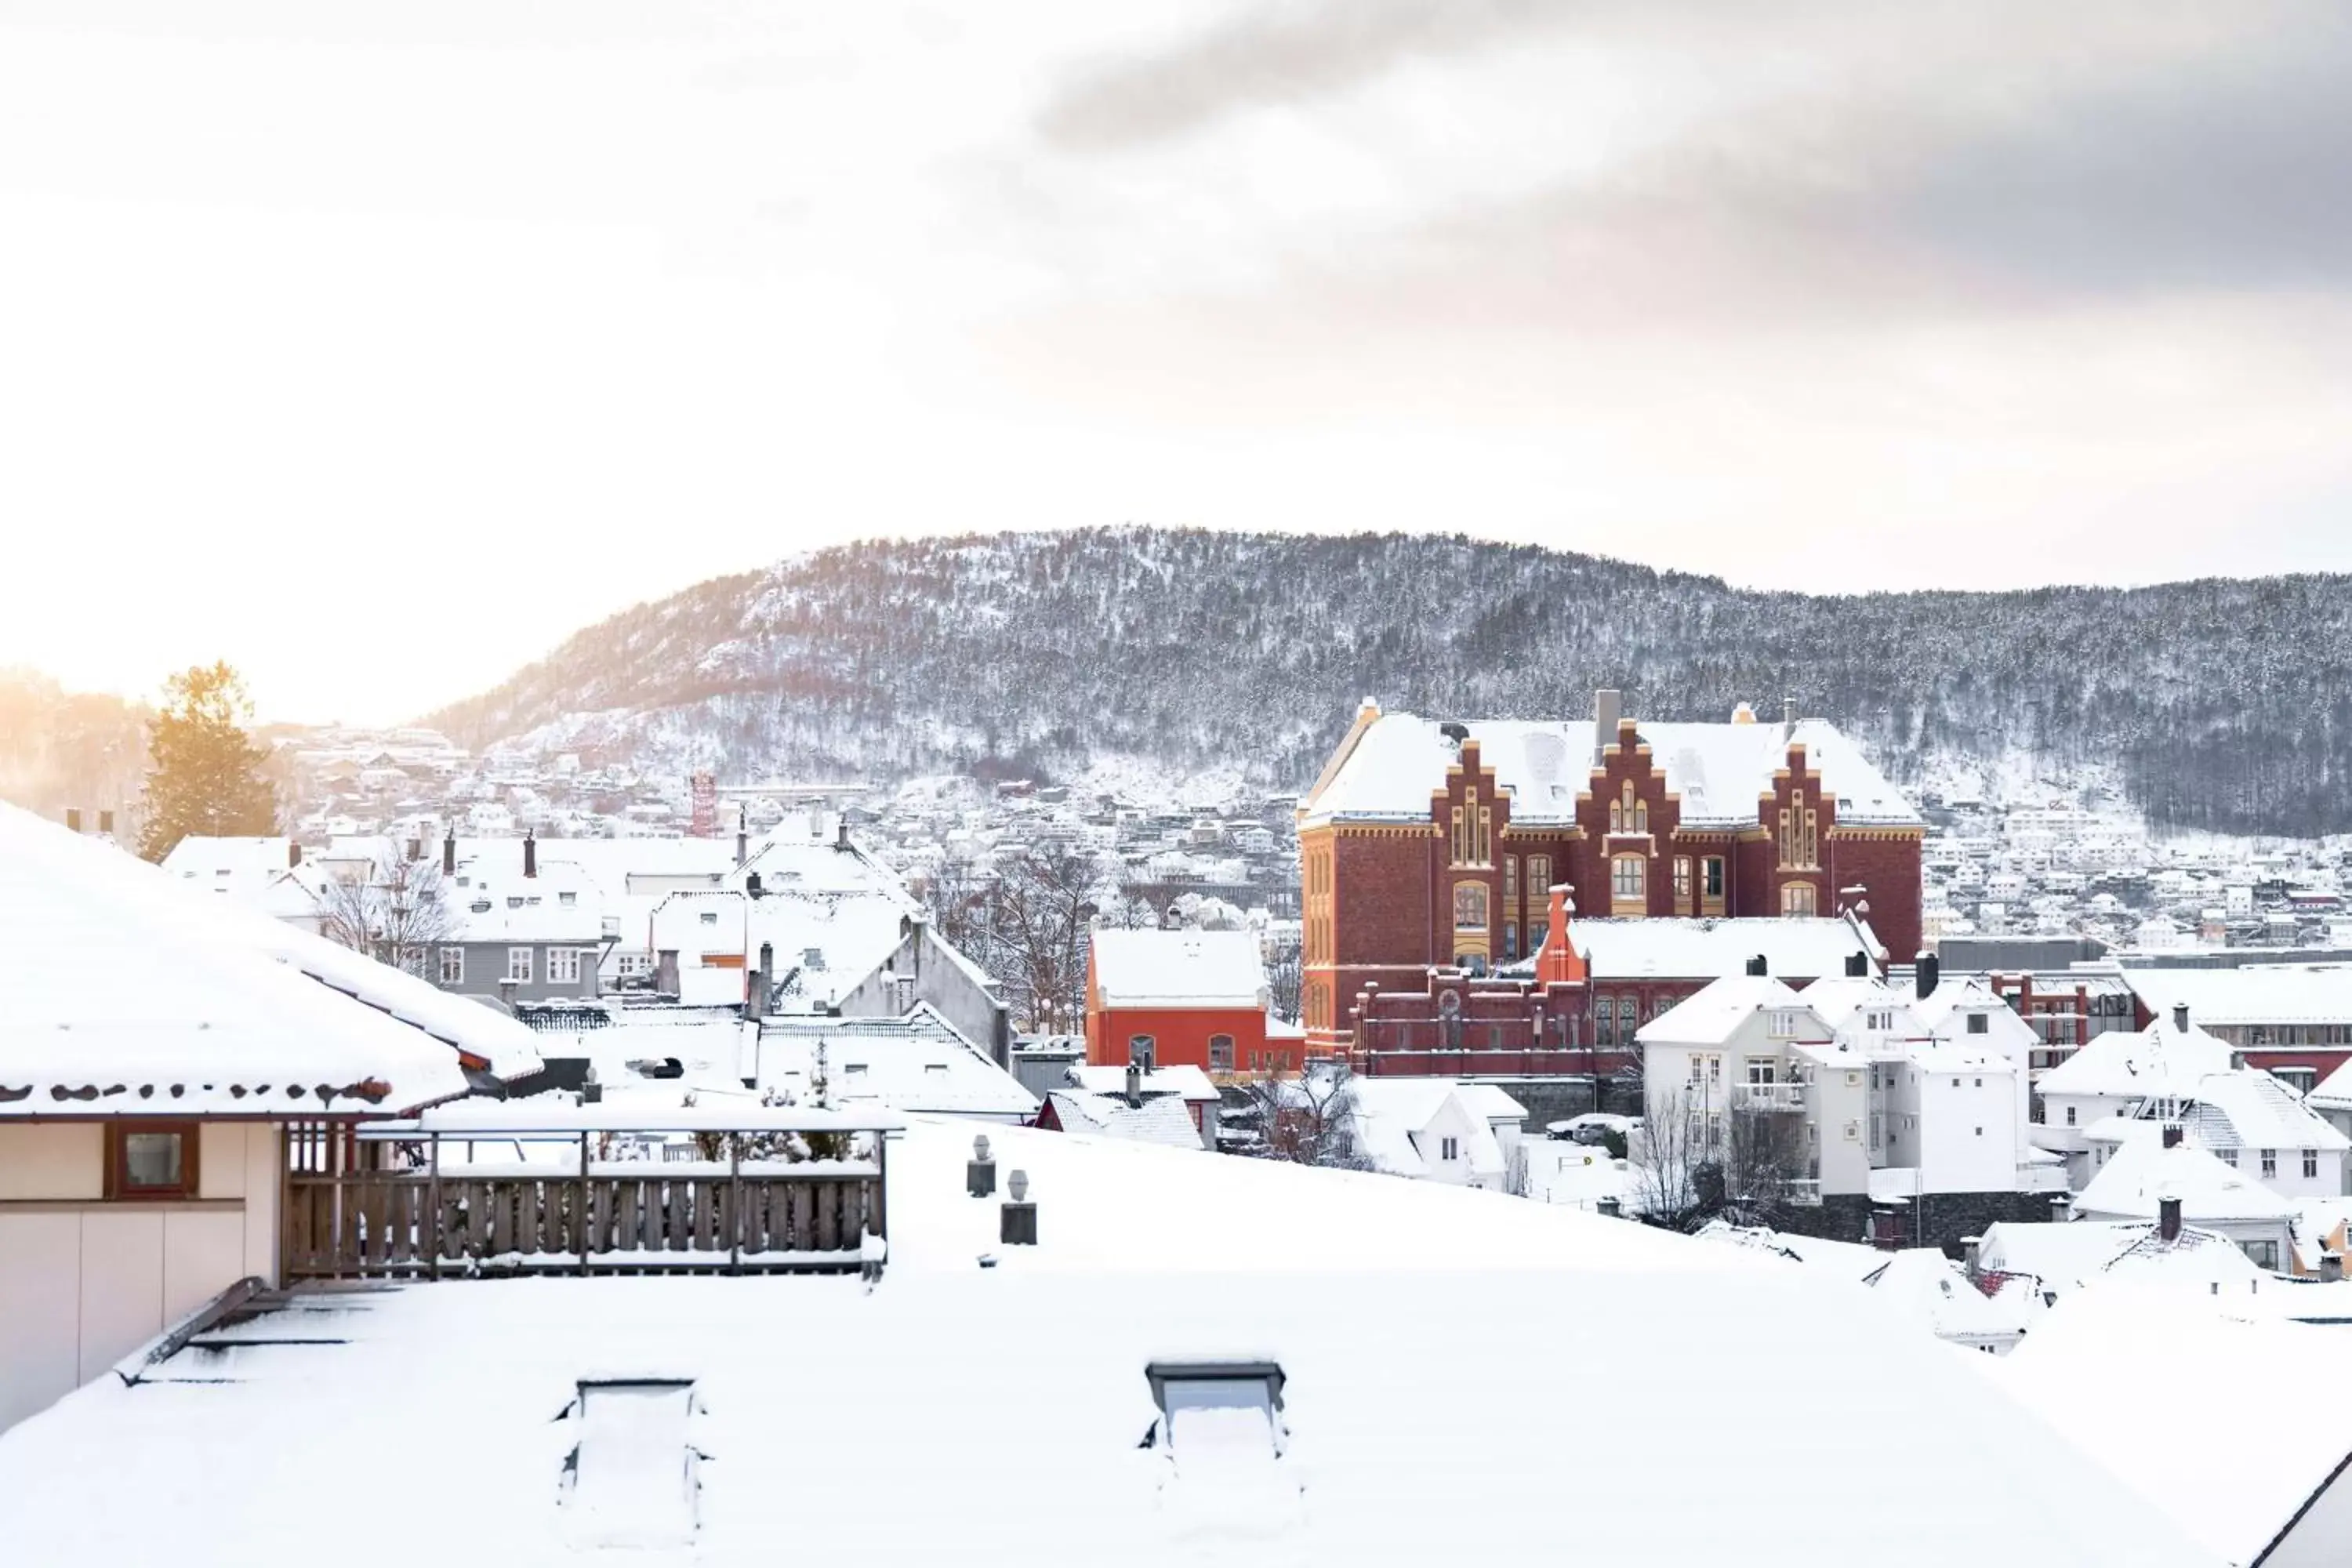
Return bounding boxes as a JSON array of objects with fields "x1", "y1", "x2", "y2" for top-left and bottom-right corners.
[{"x1": 1036, "y1": 0, "x2": 1584, "y2": 151}]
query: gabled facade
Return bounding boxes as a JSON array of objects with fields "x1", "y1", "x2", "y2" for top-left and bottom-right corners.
[{"x1": 1298, "y1": 693, "x2": 1922, "y2": 1049}]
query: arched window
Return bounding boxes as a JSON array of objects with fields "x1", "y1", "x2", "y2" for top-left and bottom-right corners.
[
  {"x1": 1208, "y1": 1034, "x2": 1235, "y2": 1073},
  {"x1": 1781, "y1": 882, "x2": 1818, "y2": 917},
  {"x1": 1454, "y1": 880, "x2": 1489, "y2": 931},
  {"x1": 1595, "y1": 997, "x2": 1617, "y2": 1047},
  {"x1": 1617, "y1": 996, "x2": 1639, "y2": 1044}
]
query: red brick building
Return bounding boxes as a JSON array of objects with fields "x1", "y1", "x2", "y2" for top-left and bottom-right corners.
[
  {"x1": 1083, "y1": 928, "x2": 1287, "y2": 1078},
  {"x1": 1299, "y1": 692, "x2": 1923, "y2": 1051}
]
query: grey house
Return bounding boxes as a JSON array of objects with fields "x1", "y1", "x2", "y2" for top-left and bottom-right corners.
[{"x1": 433, "y1": 835, "x2": 611, "y2": 1007}]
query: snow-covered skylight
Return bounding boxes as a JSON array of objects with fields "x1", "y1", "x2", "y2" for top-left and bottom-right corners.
[{"x1": 562, "y1": 1379, "x2": 701, "y2": 1550}]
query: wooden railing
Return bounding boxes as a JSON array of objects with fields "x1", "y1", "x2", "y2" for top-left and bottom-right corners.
[{"x1": 283, "y1": 1163, "x2": 882, "y2": 1279}]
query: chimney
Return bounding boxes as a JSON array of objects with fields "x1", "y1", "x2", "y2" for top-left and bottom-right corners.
[
  {"x1": 2161, "y1": 1123, "x2": 2183, "y2": 1149},
  {"x1": 2172, "y1": 1001, "x2": 2190, "y2": 1034},
  {"x1": 442, "y1": 830, "x2": 456, "y2": 877},
  {"x1": 836, "y1": 820, "x2": 851, "y2": 852},
  {"x1": 2049, "y1": 1193, "x2": 2071, "y2": 1222},
  {"x1": 1962, "y1": 1235, "x2": 1983, "y2": 1282},
  {"x1": 746, "y1": 871, "x2": 764, "y2": 898},
  {"x1": 1916, "y1": 953, "x2": 1940, "y2": 1001},
  {"x1": 735, "y1": 808, "x2": 748, "y2": 866},
  {"x1": 2158, "y1": 1196, "x2": 2183, "y2": 1243},
  {"x1": 759, "y1": 941, "x2": 774, "y2": 985},
  {"x1": 523, "y1": 833, "x2": 537, "y2": 879},
  {"x1": 1593, "y1": 688, "x2": 1622, "y2": 765},
  {"x1": 1782, "y1": 696, "x2": 1798, "y2": 737},
  {"x1": 64, "y1": 808, "x2": 82, "y2": 833},
  {"x1": 1869, "y1": 1207, "x2": 1901, "y2": 1252},
  {"x1": 1536, "y1": 884, "x2": 1586, "y2": 988},
  {"x1": 743, "y1": 969, "x2": 764, "y2": 1020},
  {"x1": 1745, "y1": 954, "x2": 1768, "y2": 977},
  {"x1": 1845, "y1": 951, "x2": 1867, "y2": 978},
  {"x1": 1125, "y1": 1063, "x2": 1143, "y2": 1109},
  {"x1": 655, "y1": 949, "x2": 680, "y2": 995},
  {"x1": 2324, "y1": 1253, "x2": 2345, "y2": 1284},
  {"x1": 289, "y1": 841, "x2": 303, "y2": 868}
]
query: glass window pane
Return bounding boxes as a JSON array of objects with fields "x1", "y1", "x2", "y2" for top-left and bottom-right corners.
[{"x1": 124, "y1": 1131, "x2": 182, "y2": 1189}]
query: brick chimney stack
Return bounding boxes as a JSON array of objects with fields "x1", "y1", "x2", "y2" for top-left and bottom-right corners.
[{"x1": 523, "y1": 832, "x2": 537, "y2": 879}]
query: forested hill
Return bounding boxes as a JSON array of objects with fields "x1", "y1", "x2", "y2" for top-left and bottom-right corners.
[{"x1": 425, "y1": 528, "x2": 2352, "y2": 837}]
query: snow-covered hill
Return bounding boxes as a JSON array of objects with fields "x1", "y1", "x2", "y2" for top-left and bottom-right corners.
[{"x1": 424, "y1": 528, "x2": 2352, "y2": 836}]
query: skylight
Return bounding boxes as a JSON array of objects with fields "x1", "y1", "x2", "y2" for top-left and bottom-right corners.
[
  {"x1": 1143, "y1": 1360, "x2": 1286, "y2": 1459},
  {"x1": 560, "y1": 1379, "x2": 702, "y2": 1549}
]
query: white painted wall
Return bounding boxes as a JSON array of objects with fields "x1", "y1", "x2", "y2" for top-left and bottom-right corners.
[
  {"x1": 1892, "y1": 1068, "x2": 2019, "y2": 1194},
  {"x1": 0, "y1": 1122, "x2": 282, "y2": 1433}
]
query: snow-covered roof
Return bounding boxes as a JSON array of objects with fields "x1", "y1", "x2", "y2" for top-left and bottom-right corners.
[
  {"x1": 1976, "y1": 1218, "x2": 2264, "y2": 1295},
  {"x1": 1637, "y1": 975, "x2": 1808, "y2": 1047},
  {"x1": 1044, "y1": 1091, "x2": 1205, "y2": 1149},
  {"x1": 1300, "y1": 711, "x2": 1919, "y2": 828},
  {"x1": 1089, "y1": 928, "x2": 1267, "y2": 1010},
  {"x1": 2038, "y1": 1011, "x2": 2235, "y2": 1102},
  {"x1": 1992, "y1": 1290, "x2": 2352, "y2": 1566},
  {"x1": 0, "y1": 804, "x2": 474, "y2": 1116},
  {"x1": 2175, "y1": 1070, "x2": 2350, "y2": 1156},
  {"x1": 1861, "y1": 1249, "x2": 2031, "y2": 1343},
  {"x1": 2311, "y1": 1054, "x2": 2352, "y2": 1111},
  {"x1": 750, "y1": 1008, "x2": 1038, "y2": 1119},
  {"x1": 2122, "y1": 964, "x2": 2352, "y2": 1027},
  {"x1": 1569, "y1": 916, "x2": 1883, "y2": 982},
  {"x1": 1065, "y1": 1062, "x2": 1221, "y2": 1103},
  {"x1": 0, "y1": 1115, "x2": 2219, "y2": 1566},
  {"x1": 2074, "y1": 1138, "x2": 2297, "y2": 1225},
  {"x1": 1344, "y1": 1080, "x2": 1515, "y2": 1178}
]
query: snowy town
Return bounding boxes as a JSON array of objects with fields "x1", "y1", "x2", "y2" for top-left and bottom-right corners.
[
  {"x1": 8, "y1": 685, "x2": 2352, "y2": 1566},
  {"x1": 9, "y1": 3, "x2": 2352, "y2": 1565}
]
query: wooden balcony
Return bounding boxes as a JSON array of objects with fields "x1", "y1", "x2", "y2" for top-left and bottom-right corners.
[{"x1": 281, "y1": 1105, "x2": 902, "y2": 1282}]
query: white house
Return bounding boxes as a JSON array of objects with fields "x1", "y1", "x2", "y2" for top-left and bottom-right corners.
[
  {"x1": 2073, "y1": 1128, "x2": 2299, "y2": 1270},
  {"x1": 2032, "y1": 1005, "x2": 2234, "y2": 1186},
  {"x1": 0, "y1": 804, "x2": 515, "y2": 1432},
  {"x1": 1343, "y1": 1079, "x2": 1526, "y2": 1189}
]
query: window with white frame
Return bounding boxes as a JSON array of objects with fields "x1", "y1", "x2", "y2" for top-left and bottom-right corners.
[
  {"x1": 1966, "y1": 1013, "x2": 1988, "y2": 1035},
  {"x1": 1610, "y1": 855, "x2": 1645, "y2": 904},
  {"x1": 2304, "y1": 1149, "x2": 2320, "y2": 1178},
  {"x1": 438, "y1": 946, "x2": 465, "y2": 985},
  {"x1": 507, "y1": 946, "x2": 533, "y2": 983},
  {"x1": 546, "y1": 946, "x2": 580, "y2": 985},
  {"x1": 1440, "y1": 1136, "x2": 1459, "y2": 1161},
  {"x1": 2261, "y1": 1149, "x2": 2278, "y2": 1178},
  {"x1": 1745, "y1": 1057, "x2": 1777, "y2": 1086}
]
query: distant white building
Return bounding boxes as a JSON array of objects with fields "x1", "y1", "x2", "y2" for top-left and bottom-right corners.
[{"x1": 1344, "y1": 1080, "x2": 1527, "y2": 1189}]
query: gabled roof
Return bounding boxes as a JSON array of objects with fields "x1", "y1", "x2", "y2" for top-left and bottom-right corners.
[
  {"x1": 1065, "y1": 1063, "x2": 1220, "y2": 1103},
  {"x1": 2038, "y1": 1011, "x2": 2234, "y2": 1101},
  {"x1": 2175, "y1": 1070, "x2": 2350, "y2": 1156},
  {"x1": 1042, "y1": 1091, "x2": 1204, "y2": 1149},
  {"x1": 1862, "y1": 1249, "x2": 2031, "y2": 1341},
  {"x1": 1637, "y1": 975, "x2": 1807, "y2": 1048},
  {"x1": 0, "y1": 804, "x2": 476, "y2": 1116},
  {"x1": 1976, "y1": 1217, "x2": 2263, "y2": 1293},
  {"x1": 1089, "y1": 928, "x2": 1266, "y2": 1010},
  {"x1": 751, "y1": 1007, "x2": 1036, "y2": 1118},
  {"x1": 2074, "y1": 1138, "x2": 2297, "y2": 1225},
  {"x1": 1300, "y1": 712, "x2": 1919, "y2": 829}
]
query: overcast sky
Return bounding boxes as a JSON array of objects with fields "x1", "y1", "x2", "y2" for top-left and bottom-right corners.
[{"x1": 4, "y1": 2, "x2": 2349, "y2": 723}]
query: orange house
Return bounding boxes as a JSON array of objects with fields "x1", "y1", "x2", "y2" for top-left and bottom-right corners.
[{"x1": 1084, "y1": 929, "x2": 1283, "y2": 1079}]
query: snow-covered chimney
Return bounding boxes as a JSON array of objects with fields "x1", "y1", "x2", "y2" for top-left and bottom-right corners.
[
  {"x1": 2324, "y1": 1254, "x2": 2345, "y2": 1284},
  {"x1": 1745, "y1": 954, "x2": 1768, "y2": 977},
  {"x1": 2172, "y1": 1002, "x2": 2190, "y2": 1033},
  {"x1": 442, "y1": 830, "x2": 456, "y2": 877},
  {"x1": 836, "y1": 821, "x2": 851, "y2": 852},
  {"x1": 1782, "y1": 696, "x2": 1798, "y2": 739},
  {"x1": 2158, "y1": 1196, "x2": 2183, "y2": 1243},
  {"x1": 289, "y1": 841, "x2": 303, "y2": 868},
  {"x1": 523, "y1": 832, "x2": 537, "y2": 879},
  {"x1": 2162, "y1": 1124, "x2": 2183, "y2": 1149},
  {"x1": 1916, "y1": 953, "x2": 1940, "y2": 1000},
  {"x1": 735, "y1": 808, "x2": 748, "y2": 866}
]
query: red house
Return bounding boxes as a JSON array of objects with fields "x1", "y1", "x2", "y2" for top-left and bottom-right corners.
[
  {"x1": 1084, "y1": 928, "x2": 1285, "y2": 1079},
  {"x1": 1298, "y1": 691, "x2": 1923, "y2": 1051}
]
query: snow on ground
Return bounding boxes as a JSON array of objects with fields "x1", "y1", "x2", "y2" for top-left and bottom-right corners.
[{"x1": 0, "y1": 1117, "x2": 2219, "y2": 1567}]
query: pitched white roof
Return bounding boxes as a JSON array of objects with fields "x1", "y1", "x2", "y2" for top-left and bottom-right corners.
[
  {"x1": 1044, "y1": 1091, "x2": 1205, "y2": 1149},
  {"x1": 2123, "y1": 964, "x2": 2352, "y2": 1027},
  {"x1": 2176, "y1": 1071, "x2": 2350, "y2": 1156},
  {"x1": 1993, "y1": 1290, "x2": 2352, "y2": 1566},
  {"x1": 1638, "y1": 975, "x2": 1807, "y2": 1048},
  {"x1": 1090, "y1": 928, "x2": 1266, "y2": 1010},
  {"x1": 1976, "y1": 1218, "x2": 2263, "y2": 1294},
  {"x1": 1861, "y1": 1249, "x2": 2031, "y2": 1342},
  {"x1": 2038, "y1": 1011, "x2": 2234, "y2": 1101},
  {"x1": 0, "y1": 1116, "x2": 2210, "y2": 1566},
  {"x1": 751, "y1": 1008, "x2": 1037, "y2": 1119},
  {"x1": 1301, "y1": 712, "x2": 1919, "y2": 828},
  {"x1": 2074, "y1": 1138, "x2": 2297, "y2": 1225},
  {"x1": 0, "y1": 804, "x2": 474, "y2": 1116},
  {"x1": 2311, "y1": 1054, "x2": 2352, "y2": 1110}
]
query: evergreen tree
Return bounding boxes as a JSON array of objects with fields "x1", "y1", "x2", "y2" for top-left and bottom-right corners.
[{"x1": 136, "y1": 662, "x2": 277, "y2": 862}]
